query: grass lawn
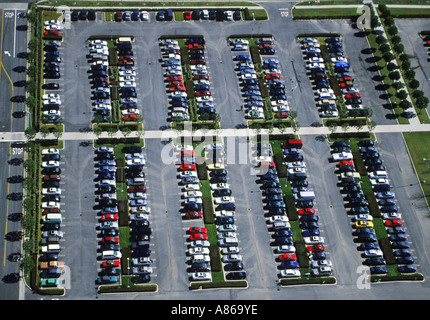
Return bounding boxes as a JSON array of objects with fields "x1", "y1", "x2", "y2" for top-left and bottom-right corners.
[
  {"x1": 403, "y1": 132, "x2": 430, "y2": 204},
  {"x1": 292, "y1": 7, "x2": 361, "y2": 19}
]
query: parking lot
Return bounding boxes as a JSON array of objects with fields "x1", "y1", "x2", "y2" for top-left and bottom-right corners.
[{"x1": 23, "y1": 2, "x2": 430, "y2": 300}]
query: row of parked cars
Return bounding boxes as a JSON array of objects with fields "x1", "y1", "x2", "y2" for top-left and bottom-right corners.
[
  {"x1": 87, "y1": 40, "x2": 112, "y2": 122},
  {"x1": 173, "y1": 144, "x2": 210, "y2": 281},
  {"x1": 207, "y1": 143, "x2": 246, "y2": 281},
  {"x1": 282, "y1": 139, "x2": 333, "y2": 277},
  {"x1": 252, "y1": 142, "x2": 301, "y2": 278},
  {"x1": 357, "y1": 141, "x2": 417, "y2": 274},
  {"x1": 159, "y1": 39, "x2": 190, "y2": 122},
  {"x1": 116, "y1": 39, "x2": 141, "y2": 122},
  {"x1": 39, "y1": 148, "x2": 64, "y2": 287},
  {"x1": 114, "y1": 10, "x2": 150, "y2": 22},
  {"x1": 42, "y1": 20, "x2": 62, "y2": 124},
  {"x1": 183, "y1": 9, "x2": 242, "y2": 21}
]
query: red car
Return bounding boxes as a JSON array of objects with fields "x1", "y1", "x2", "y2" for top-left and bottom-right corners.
[
  {"x1": 43, "y1": 208, "x2": 60, "y2": 215},
  {"x1": 190, "y1": 233, "x2": 208, "y2": 241},
  {"x1": 102, "y1": 236, "x2": 120, "y2": 244},
  {"x1": 169, "y1": 85, "x2": 186, "y2": 92},
  {"x1": 195, "y1": 90, "x2": 211, "y2": 97},
  {"x1": 163, "y1": 48, "x2": 180, "y2": 55},
  {"x1": 265, "y1": 73, "x2": 281, "y2": 80},
  {"x1": 189, "y1": 227, "x2": 207, "y2": 234},
  {"x1": 185, "y1": 211, "x2": 203, "y2": 219},
  {"x1": 258, "y1": 44, "x2": 272, "y2": 49},
  {"x1": 345, "y1": 93, "x2": 361, "y2": 99},
  {"x1": 101, "y1": 214, "x2": 119, "y2": 221},
  {"x1": 338, "y1": 76, "x2": 353, "y2": 82},
  {"x1": 274, "y1": 112, "x2": 288, "y2": 119},
  {"x1": 193, "y1": 74, "x2": 209, "y2": 80},
  {"x1": 43, "y1": 174, "x2": 61, "y2": 181},
  {"x1": 181, "y1": 150, "x2": 195, "y2": 157},
  {"x1": 115, "y1": 12, "x2": 123, "y2": 21},
  {"x1": 339, "y1": 160, "x2": 354, "y2": 166},
  {"x1": 179, "y1": 164, "x2": 196, "y2": 171},
  {"x1": 128, "y1": 185, "x2": 147, "y2": 193},
  {"x1": 44, "y1": 30, "x2": 59, "y2": 36},
  {"x1": 258, "y1": 161, "x2": 276, "y2": 169},
  {"x1": 102, "y1": 260, "x2": 120, "y2": 268},
  {"x1": 166, "y1": 76, "x2": 183, "y2": 82},
  {"x1": 188, "y1": 43, "x2": 204, "y2": 50},
  {"x1": 278, "y1": 254, "x2": 297, "y2": 261},
  {"x1": 93, "y1": 77, "x2": 108, "y2": 83},
  {"x1": 167, "y1": 80, "x2": 185, "y2": 86},
  {"x1": 297, "y1": 208, "x2": 316, "y2": 215},
  {"x1": 385, "y1": 219, "x2": 403, "y2": 227},
  {"x1": 190, "y1": 59, "x2": 206, "y2": 65},
  {"x1": 184, "y1": 11, "x2": 192, "y2": 20},
  {"x1": 123, "y1": 114, "x2": 140, "y2": 121},
  {"x1": 307, "y1": 244, "x2": 325, "y2": 252}
]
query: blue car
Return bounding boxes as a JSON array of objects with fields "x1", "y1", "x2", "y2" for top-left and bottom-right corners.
[
  {"x1": 274, "y1": 236, "x2": 293, "y2": 245},
  {"x1": 260, "y1": 173, "x2": 278, "y2": 181},
  {"x1": 358, "y1": 242, "x2": 380, "y2": 251},
  {"x1": 391, "y1": 241, "x2": 410, "y2": 249},
  {"x1": 380, "y1": 205, "x2": 398, "y2": 213},
  {"x1": 396, "y1": 256, "x2": 414, "y2": 265},
  {"x1": 299, "y1": 215, "x2": 319, "y2": 222},
  {"x1": 280, "y1": 261, "x2": 300, "y2": 269},
  {"x1": 398, "y1": 265, "x2": 417, "y2": 273},
  {"x1": 274, "y1": 230, "x2": 293, "y2": 238},
  {"x1": 376, "y1": 191, "x2": 395, "y2": 199},
  {"x1": 300, "y1": 221, "x2": 319, "y2": 229},
  {"x1": 309, "y1": 252, "x2": 326, "y2": 260},
  {"x1": 99, "y1": 166, "x2": 116, "y2": 173},
  {"x1": 394, "y1": 249, "x2": 412, "y2": 257},
  {"x1": 97, "y1": 276, "x2": 118, "y2": 284},
  {"x1": 389, "y1": 233, "x2": 407, "y2": 242},
  {"x1": 302, "y1": 229, "x2": 320, "y2": 237},
  {"x1": 266, "y1": 201, "x2": 286, "y2": 209},
  {"x1": 234, "y1": 54, "x2": 251, "y2": 61},
  {"x1": 266, "y1": 194, "x2": 283, "y2": 202},
  {"x1": 195, "y1": 85, "x2": 210, "y2": 91},
  {"x1": 370, "y1": 266, "x2": 387, "y2": 274}
]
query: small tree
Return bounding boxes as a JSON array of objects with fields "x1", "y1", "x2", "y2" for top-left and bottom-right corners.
[
  {"x1": 121, "y1": 126, "x2": 132, "y2": 137},
  {"x1": 379, "y1": 43, "x2": 391, "y2": 54},
  {"x1": 404, "y1": 69, "x2": 415, "y2": 81},
  {"x1": 409, "y1": 79, "x2": 420, "y2": 89},
  {"x1": 391, "y1": 35, "x2": 401, "y2": 44},
  {"x1": 387, "y1": 62, "x2": 397, "y2": 71},
  {"x1": 416, "y1": 95, "x2": 430, "y2": 113},
  {"x1": 40, "y1": 126, "x2": 50, "y2": 139},
  {"x1": 328, "y1": 122, "x2": 337, "y2": 135},
  {"x1": 383, "y1": 52, "x2": 395, "y2": 63},
  {"x1": 396, "y1": 90, "x2": 408, "y2": 100},
  {"x1": 341, "y1": 122, "x2": 350, "y2": 134},
  {"x1": 376, "y1": 35, "x2": 387, "y2": 45},
  {"x1": 387, "y1": 25, "x2": 398, "y2": 36},
  {"x1": 384, "y1": 16, "x2": 394, "y2": 26},
  {"x1": 367, "y1": 120, "x2": 377, "y2": 133},
  {"x1": 93, "y1": 125, "x2": 103, "y2": 137},
  {"x1": 399, "y1": 99, "x2": 411, "y2": 110},
  {"x1": 393, "y1": 43, "x2": 404, "y2": 53},
  {"x1": 291, "y1": 121, "x2": 300, "y2": 135},
  {"x1": 24, "y1": 127, "x2": 36, "y2": 140},
  {"x1": 389, "y1": 70, "x2": 401, "y2": 81}
]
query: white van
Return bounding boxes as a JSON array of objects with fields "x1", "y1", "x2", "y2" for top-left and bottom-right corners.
[
  {"x1": 102, "y1": 250, "x2": 122, "y2": 259},
  {"x1": 43, "y1": 214, "x2": 62, "y2": 224},
  {"x1": 41, "y1": 244, "x2": 61, "y2": 253}
]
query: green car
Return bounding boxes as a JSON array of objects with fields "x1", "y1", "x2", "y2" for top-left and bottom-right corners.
[{"x1": 41, "y1": 278, "x2": 59, "y2": 287}]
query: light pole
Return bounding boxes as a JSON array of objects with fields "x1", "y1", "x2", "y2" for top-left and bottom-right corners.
[
  {"x1": 127, "y1": 257, "x2": 130, "y2": 288},
  {"x1": 422, "y1": 158, "x2": 430, "y2": 183}
]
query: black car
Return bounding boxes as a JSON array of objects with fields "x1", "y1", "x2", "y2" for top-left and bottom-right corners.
[
  {"x1": 132, "y1": 248, "x2": 151, "y2": 257},
  {"x1": 71, "y1": 10, "x2": 79, "y2": 21},
  {"x1": 226, "y1": 272, "x2": 246, "y2": 280},
  {"x1": 210, "y1": 169, "x2": 227, "y2": 177},
  {"x1": 79, "y1": 10, "x2": 87, "y2": 20},
  {"x1": 42, "y1": 83, "x2": 59, "y2": 90},
  {"x1": 191, "y1": 262, "x2": 211, "y2": 272},
  {"x1": 212, "y1": 189, "x2": 232, "y2": 197},
  {"x1": 210, "y1": 176, "x2": 227, "y2": 184},
  {"x1": 88, "y1": 10, "x2": 96, "y2": 20},
  {"x1": 216, "y1": 216, "x2": 235, "y2": 225},
  {"x1": 122, "y1": 146, "x2": 142, "y2": 153},
  {"x1": 224, "y1": 262, "x2": 244, "y2": 271},
  {"x1": 233, "y1": 10, "x2": 241, "y2": 20},
  {"x1": 132, "y1": 274, "x2": 150, "y2": 283}
]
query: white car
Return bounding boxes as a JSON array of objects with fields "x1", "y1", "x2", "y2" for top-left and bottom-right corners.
[
  {"x1": 42, "y1": 148, "x2": 60, "y2": 155},
  {"x1": 332, "y1": 152, "x2": 353, "y2": 161},
  {"x1": 90, "y1": 40, "x2": 107, "y2": 46},
  {"x1": 225, "y1": 11, "x2": 233, "y2": 21},
  {"x1": 191, "y1": 272, "x2": 211, "y2": 281},
  {"x1": 310, "y1": 259, "x2": 332, "y2": 269},
  {"x1": 307, "y1": 57, "x2": 324, "y2": 64},
  {"x1": 184, "y1": 197, "x2": 202, "y2": 205},
  {"x1": 190, "y1": 64, "x2": 207, "y2": 71},
  {"x1": 280, "y1": 269, "x2": 301, "y2": 278},
  {"x1": 233, "y1": 44, "x2": 249, "y2": 51},
  {"x1": 217, "y1": 232, "x2": 237, "y2": 239},
  {"x1": 272, "y1": 106, "x2": 290, "y2": 113},
  {"x1": 140, "y1": 11, "x2": 149, "y2": 21},
  {"x1": 221, "y1": 254, "x2": 242, "y2": 263},
  {"x1": 370, "y1": 178, "x2": 390, "y2": 186},
  {"x1": 304, "y1": 236, "x2": 325, "y2": 245},
  {"x1": 221, "y1": 246, "x2": 240, "y2": 255},
  {"x1": 119, "y1": 70, "x2": 136, "y2": 77},
  {"x1": 269, "y1": 215, "x2": 289, "y2": 224},
  {"x1": 382, "y1": 212, "x2": 402, "y2": 220},
  {"x1": 287, "y1": 161, "x2": 306, "y2": 169},
  {"x1": 41, "y1": 201, "x2": 60, "y2": 209},
  {"x1": 44, "y1": 19, "x2": 59, "y2": 26},
  {"x1": 217, "y1": 224, "x2": 237, "y2": 232},
  {"x1": 240, "y1": 73, "x2": 257, "y2": 80},
  {"x1": 128, "y1": 192, "x2": 147, "y2": 200},
  {"x1": 42, "y1": 161, "x2": 60, "y2": 168},
  {"x1": 99, "y1": 179, "x2": 116, "y2": 186},
  {"x1": 42, "y1": 94, "x2": 60, "y2": 100},
  {"x1": 178, "y1": 171, "x2": 198, "y2": 179},
  {"x1": 363, "y1": 249, "x2": 383, "y2": 257},
  {"x1": 231, "y1": 39, "x2": 249, "y2": 46},
  {"x1": 183, "y1": 191, "x2": 202, "y2": 198},
  {"x1": 120, "y1": 81, "x2": 136, "y2": 87},
  {"x1": 183, "y1": 184, "x2": 200, "y2": 191},
  {"x1": 288, "y1": 167, "x2": 306, "y2": 175},
  {"x1": 320, "y1": 110, "x2": 338, "y2": 118},
  {"x1": 210, "y1": 183, "x2": 230, "y2": 190},
  {"x1": 132, "y1": 266, "x2": 153, "y2": 274},
  {"x1": 354, "y1": 214, "x2": 373, "y2": 221},
  {"x1": 130, "y1": 206, "x2": 151, "y2": 214},
  {"x1": 188, "y1": 247, "x2": 210, "y2": 255},
  {"x1": 132, "y1": 257, "x2": 152, "y2": 266},
  {"x1": 307, "y1": 62, "x2": 325, "y2": 70},
  {"x1": 42, "y1": 187, "x2": 61, "y2": 195},
  {"x1": 331, "y1": 57, "x2": 348, "y2": 63},
  {"x1": 214, "y1": 196, "x2": 235, "y2": 204},
  {"x1": 122, "y1": 108, "x2": 140, "y2": 115},
  {"x1": 341, "y1": 87, "x2": 360, "y2": 94},
  {"x1": 214, "y1": 210, "x2": 235, "y2": 217},
  {"x1": 43, "y1": 98, "x2": 61, "y2": 105},
  {"x1": 189, "y1": 240, "x2": 210, "y2": 248},
  {"x1": 276, "y1": 245, "x2": 296, "y2": 253},
  {"x1": 129, "y1": 213, "x2": 149, "y2": 221},
  {"x1": 126, "y1": 158, "x2": 145, "y2": 166},
  {"x1": 191, "y1": 255, "x2": 210, "y2": 263},
  {"x1": 125, "y1": 153, "x2": 144, "y2": 160},
  {"x1": 119, "y1": 76, "x2": 136, "y2": 82},
  {"x1": 193, "y1": 80, "x2": 210, "y2": 86}
]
